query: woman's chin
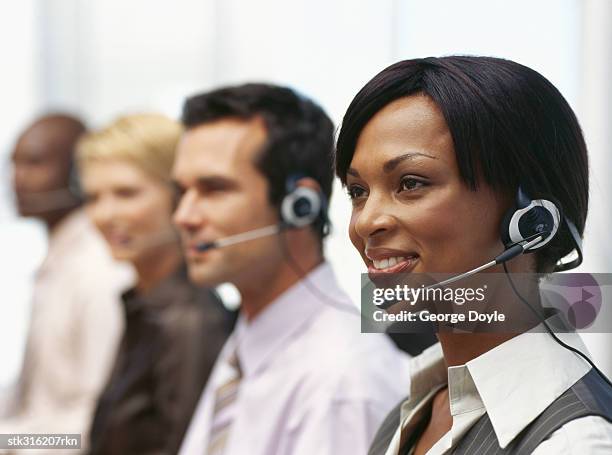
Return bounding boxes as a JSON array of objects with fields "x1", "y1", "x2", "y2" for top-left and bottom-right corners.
[{"x1": 109, "y1": 246, "x2": 137, "y2": 263}]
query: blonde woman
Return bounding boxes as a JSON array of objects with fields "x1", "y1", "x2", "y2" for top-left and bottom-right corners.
[{"x1": 77, "y1": 114, "x2": 234, "y2": 455}]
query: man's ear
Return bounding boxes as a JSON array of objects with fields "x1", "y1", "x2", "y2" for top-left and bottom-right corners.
[{"x1": 294, "y1": 176, "x2": 322, "y2": 193}]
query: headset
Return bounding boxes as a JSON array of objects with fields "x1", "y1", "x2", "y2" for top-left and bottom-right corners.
[
  {"x1": 423, "y1": 185, "x2": 610, "y2": 388},
  {"x1": 499, "y1": 187, "x2": 610, "y2": 388},
  {"x1": 195, "y1": 179, "x2": 610, "y2": 386},
  {"x1": 500, "y1": 186, "x2": 583, "y2": 271},
  {"x1": 196, "y1": 174, "x2": 357, "y2": 314},
  {"x1": 196, "y1": 174, "x2": 327, "y2": 252},
  {"x1": 12, "y1": 158, "x2": 84, "y2": 213},
  {"x1": 389, "y1": 186, "x2": 582, "y2": 293},
  {"x1": 281, "y1": 174, "x2": 326, "y2": 229},
  {"x1": 68, "y1": 159, "x2": 84, "y2": 202}
]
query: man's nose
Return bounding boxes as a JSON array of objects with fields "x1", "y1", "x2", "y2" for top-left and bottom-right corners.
[
  {"x1": 12, "y1": 165, "x2": 28, "y2": 190},
  {"x1": 173, "y1": 189, "x2": 202, "y2": 231}
]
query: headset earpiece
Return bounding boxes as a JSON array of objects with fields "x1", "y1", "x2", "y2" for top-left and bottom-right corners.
[
  {"x1": 68, "y1": 159, "x2": 83, "y2": 201},
  {"x1": 281, "y1": 175, "x2": 324, "y2": 228},
  {"x1": 500, "y1": 186, "x2": 561, "y2": 252},
  {"x1": 281, "y1": 186, "x2": 322, "y2": 228}
]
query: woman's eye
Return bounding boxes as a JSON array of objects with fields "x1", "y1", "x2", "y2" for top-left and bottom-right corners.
[
  {"x1": 347, "y1": 185, "x2": 367, "y2": 200},
  {"x1": 83, "y1": 193, "x2": 98, "y2": 204},
  {"x1": 116, "y1": 188, "x2": 140, "y2": 199},
  {"x1": 399, "y1": 176, "x2": 426, "y2": 192}
]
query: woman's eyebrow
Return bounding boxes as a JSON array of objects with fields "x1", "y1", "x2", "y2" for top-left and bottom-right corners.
[
  {"x1": 383, "y1": 152, "x2": 437, "y2": 174},
  {"x1": 346, "y1": 168, "x2": 360, "y2": 178}
]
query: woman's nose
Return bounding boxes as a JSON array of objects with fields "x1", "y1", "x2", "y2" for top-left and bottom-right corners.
[
  {"x1": 89, "y1": 195, "x2": 116, "y2": 226},
  {"x1": 353, "y1": 196, "x2": 397, "y2": 240}
]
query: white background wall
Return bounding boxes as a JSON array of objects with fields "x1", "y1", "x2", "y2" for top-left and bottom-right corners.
[
  {"x1": 575, "y1": 0, "x2": 612, "y2": 377},
  {"x1": 0, "y1": 0, "x2": 45, "y2": 390},
  {"x1": 1, "y1": 0, "x2": 610, "y2": 386}
]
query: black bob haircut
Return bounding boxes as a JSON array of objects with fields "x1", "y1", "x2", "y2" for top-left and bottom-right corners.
[
  {"x1": 335, "y1": 56, "x2": 589, "y2": 273},
  {"x1": 182, "y1": 83, "x2": 335, "y2": 241}
]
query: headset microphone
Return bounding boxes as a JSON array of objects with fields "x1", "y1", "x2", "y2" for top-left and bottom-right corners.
[
  {"x1": 420, "y1": 184, "x2": 582, "y2": 292},
  {"x1": 196, "y1": 224, "x2": 282, "y2": 252},
  {"x1": 378, "y1": 185, "x2": 578, "y2": 306},
  {"x1": 424, "y1": 233, "x2": 547, "y2": 290},
  {"x1": 381, "y1": 185, "x2": 611, "y2": 388},
  {"x1": 193, "y1": 174, "x2": 356, "y2": 314},
  {"x1": 376, "y1": 233, "x2": 548, "y2": 311},
  {"x1": 196, "y1": 174, "x2": 325, "y2": 252}
]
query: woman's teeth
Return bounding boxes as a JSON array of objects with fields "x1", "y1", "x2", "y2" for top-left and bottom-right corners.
[{"x1": 372, "y1": 256, "x2": 411, "y2": 270}]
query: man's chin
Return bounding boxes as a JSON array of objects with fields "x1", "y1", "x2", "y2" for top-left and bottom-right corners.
[
  {"x1": 109, "y1": 249, "x2": 136, "y2": 263},
  {"x1": 186, "y1": 265, "x2": 226, "y2": 287},
  {"x1": 15, "y1": 204, "x2": 37, "y2": 218}
]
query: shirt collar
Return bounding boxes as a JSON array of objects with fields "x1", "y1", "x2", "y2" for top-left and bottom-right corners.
[
  {"x1": 404, "y1": 343, "x2": 447, "y2": 408},
  {"x1": 120, "y1": 264, "x2": 190, "y2": 316},
  {"x1": 396, "y1": 342, "x2": 444, "y2": 429},
  {"x1": 50, "y1": 208, "x2": 90, "y2": 242},
  {"x1": 233, "y1": 261, "x2": 347, "y2": 377},
  {"x1": 400, "y1": 327, "x2": 591, "y2": 449},
  {"x1": 37, "y1": 209, "x2": 90, "y2": 276},
  {"x1": 465, "y1": 328, "x2": 590, "y2": 448}
]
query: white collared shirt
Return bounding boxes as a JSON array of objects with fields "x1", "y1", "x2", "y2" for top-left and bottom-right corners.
[
  {"x1": 0, "y1": 210, "x2": 133, "y2": 452},
  {"x1": 384, "y1": 330, "x2": 612, "y2": 454},
  {"x1": 180, "y1": 262, "x2": 411, "y2": 455}
]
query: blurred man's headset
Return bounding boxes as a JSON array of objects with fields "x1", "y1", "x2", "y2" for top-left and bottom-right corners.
[
  {"x1": 195, "y1": 174, "x2": 328, "y2": 252},
  {"x1": 13, "y1": 158, "x2": 84, "y2": 213},
  {"x1": 68, "y1": 159, "x2": 84, "y2": 201},
  {"x1": 195, "y1": 174, "x2": 356, "y2": 314}
]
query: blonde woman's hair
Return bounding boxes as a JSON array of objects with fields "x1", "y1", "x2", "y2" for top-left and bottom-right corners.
[{"x1": 76, "y1": 113, "x2": 183, "y2": 182}]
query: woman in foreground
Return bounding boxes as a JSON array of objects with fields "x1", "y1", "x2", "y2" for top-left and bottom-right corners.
[{"x1": 335, "y1": 57, "x2": 612, "y2": 454}]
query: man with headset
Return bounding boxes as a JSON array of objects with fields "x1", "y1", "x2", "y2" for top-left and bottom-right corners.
[
  {"x1": 3, "y1": 114, "x2": 131, "y2": 448},
  {"x1": 173, "y1": 83, "x2": 409, "y2": 455}
]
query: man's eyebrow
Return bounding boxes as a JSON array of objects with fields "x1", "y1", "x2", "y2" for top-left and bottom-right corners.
[
  {"x1": 196, "y1": 175, "x2": 235, "y2": 185},
  {"x1": 383, "y1": 152, "x2": 437, "y2": 174},
  {"x1": 171, "y1": 175, "x2": 236, "y2": 189}
]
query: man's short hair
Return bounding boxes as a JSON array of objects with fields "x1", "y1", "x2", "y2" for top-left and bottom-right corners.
[{"x1": 182, "y1": 83, "x2": 335, "y2": 241}]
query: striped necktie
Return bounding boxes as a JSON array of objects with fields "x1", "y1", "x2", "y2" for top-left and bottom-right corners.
[{"x1": 207, "y1": 349, "x2": 242, "y2": 454}]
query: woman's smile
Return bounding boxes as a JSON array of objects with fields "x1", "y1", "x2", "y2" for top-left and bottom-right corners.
[{"x1": 346, "y1": 94, "x2": 508, "y2": 277}]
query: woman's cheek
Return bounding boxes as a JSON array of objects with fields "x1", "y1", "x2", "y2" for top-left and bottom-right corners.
[{"x1": 348, "y1": 212, "x2": 361, "y2": 245}]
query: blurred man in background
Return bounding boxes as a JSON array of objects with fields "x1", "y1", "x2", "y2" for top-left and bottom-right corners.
[
  {"x1": 174, "y1": 84, "x2": 409, "y2": 455},
  {"x1": 1, "y1": 114, "x2": 131, "y2": 451}
]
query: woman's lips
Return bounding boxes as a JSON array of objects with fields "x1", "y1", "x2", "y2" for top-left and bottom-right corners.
[
  {"x1": 106, "y1": 233, "x2": 131, "y2": 246},
  {"x1": 367, "y1": 256, "x2": 419, "y2": 275}
]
